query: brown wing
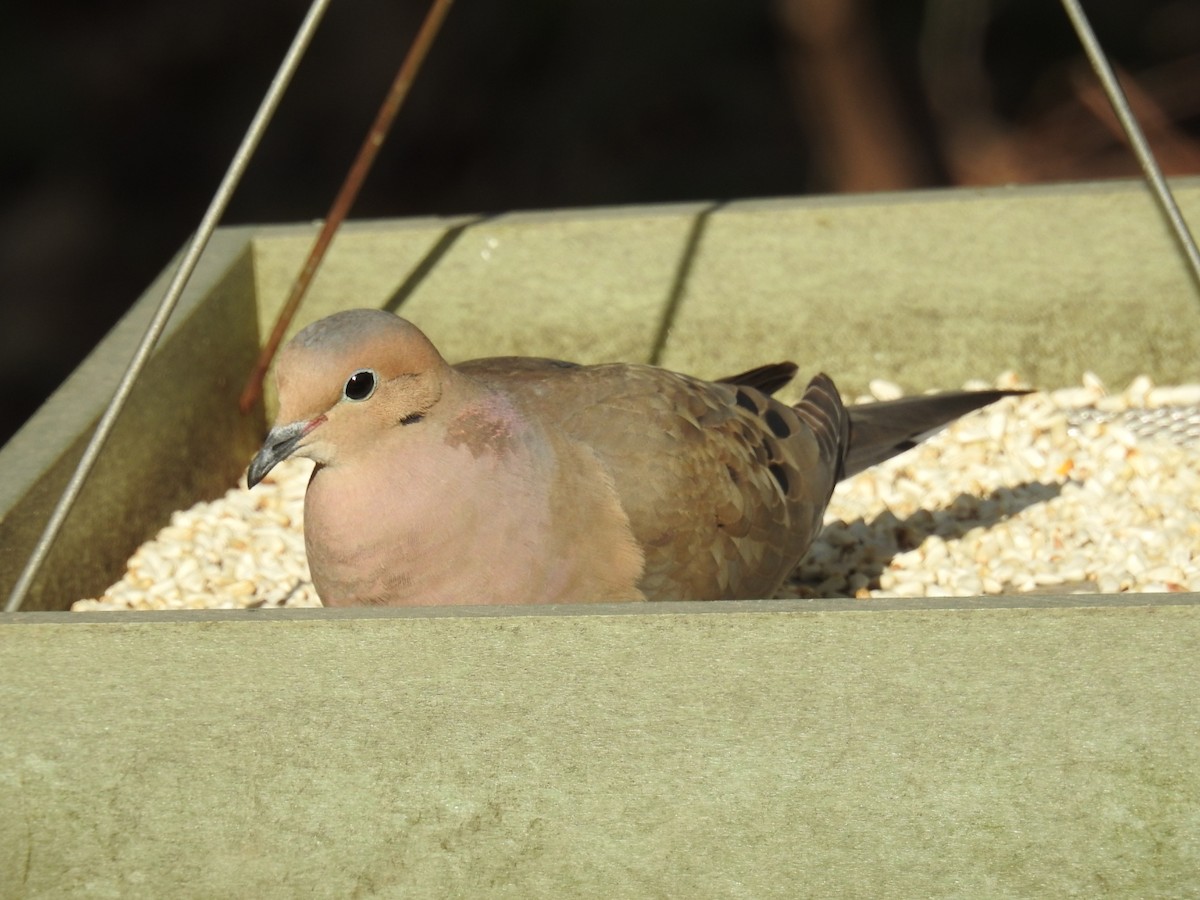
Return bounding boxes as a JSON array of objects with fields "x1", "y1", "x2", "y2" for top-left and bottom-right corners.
[{"x1": 456, "y1": 357, "x2": 843, "y2": 600}]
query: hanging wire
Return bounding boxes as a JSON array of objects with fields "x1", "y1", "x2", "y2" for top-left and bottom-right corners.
[
  {"x1": 1059, "y1": 0, "x2": 1200, "y2": 294},
  {"x1": 239, "y1": 0, "x2": 457, "y2": 415},
  {"x1": 4, "y1": 0, "x2": 333, "y2": 613}
]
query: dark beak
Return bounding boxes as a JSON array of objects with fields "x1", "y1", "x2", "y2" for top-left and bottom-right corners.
[{"x1": 247, "y1": 421, "x2": 308, "y2": 488}]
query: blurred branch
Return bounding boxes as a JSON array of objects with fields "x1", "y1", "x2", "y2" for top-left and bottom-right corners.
[{"x1": 774, "y1": 0, "x2": 933, "y2": 192}]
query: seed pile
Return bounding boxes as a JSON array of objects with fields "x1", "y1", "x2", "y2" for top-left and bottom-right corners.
[
  {"x1": 785, "y1": 374, "x2": 1200, "y2": 599},
  {"x1": 72, "y1": 373, "x2": 1200, "y2": 611},
  {"x1": 72, "y1": 456, "x2": 322, "y2": 611}
]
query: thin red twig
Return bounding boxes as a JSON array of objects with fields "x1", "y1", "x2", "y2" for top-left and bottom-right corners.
[{"x1": 239, "y1": 0, "x2": 456, "y2": 415}]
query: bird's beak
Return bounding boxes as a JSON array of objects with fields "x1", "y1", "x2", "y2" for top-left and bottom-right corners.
[{"x1": 247, "y1": 420, "x2": 311, "y2": 488}]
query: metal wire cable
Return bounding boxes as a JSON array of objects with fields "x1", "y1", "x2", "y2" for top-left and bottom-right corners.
[
  {"x1": 1060, "y1": 0, "x2": 1200, "y2": 294},
  {"x1": 238, "y1": 0, "x2": 456, "y2": 415},
  {"x1": 4, "y1": 0, "x2": 333, "y2": 613}
]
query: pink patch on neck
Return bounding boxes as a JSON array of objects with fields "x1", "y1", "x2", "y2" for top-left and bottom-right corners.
[{"x1": 444, "y1": 394, "x2": 523, "y2": 457}]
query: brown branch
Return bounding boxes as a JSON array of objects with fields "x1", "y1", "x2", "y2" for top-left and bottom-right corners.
[
  {"x1": 239, "y1": 0, "x2": 457, "y2": 415},
  {"x1": 1071, "y1": 62, "x2": 1200, "y2": 176}
]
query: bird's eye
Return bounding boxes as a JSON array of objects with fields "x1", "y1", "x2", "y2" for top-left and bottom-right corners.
[{"x1": 343, "y1": 369, "x2": 377, "y2": 401}]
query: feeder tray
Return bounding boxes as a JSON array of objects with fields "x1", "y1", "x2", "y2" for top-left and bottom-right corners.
[{"x1": 2, "y1": 180, "x2": 1199, "y2": 895}]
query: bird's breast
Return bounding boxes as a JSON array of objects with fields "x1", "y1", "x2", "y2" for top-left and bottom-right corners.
[{"x1": 300, "y1": 419, "x2": 642, "y2": 607}]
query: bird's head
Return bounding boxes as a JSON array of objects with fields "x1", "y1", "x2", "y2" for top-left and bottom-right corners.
[{"x1": 247, "y1": 309, "x2": 449, "y2": 487}]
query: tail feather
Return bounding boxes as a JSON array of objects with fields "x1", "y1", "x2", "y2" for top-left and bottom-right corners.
[
  {"x1": 719, "y1": 362, "x2": 799, "y2": 397},
  {"x1": 792, "y1": 373, "x2": 852, "y2": 481},
  {"x1": 842, "y1": 387, "x2": 1027, "y2": 478}
]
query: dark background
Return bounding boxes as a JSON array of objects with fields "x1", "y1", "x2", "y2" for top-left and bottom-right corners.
[{"x1": 3, "y1": 0, "x2": 1198, "y2": 445}]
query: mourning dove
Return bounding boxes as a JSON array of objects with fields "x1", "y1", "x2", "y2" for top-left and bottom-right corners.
[{"x1": 248, "y1": 309, "x2": 1022, "y2": 606}]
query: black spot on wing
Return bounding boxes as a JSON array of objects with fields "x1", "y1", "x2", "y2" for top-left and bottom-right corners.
[
  {"x1": 768, "y1": 463, "x2": 789, "y2": 495},
  {"x1": 764, "y1": 408, "x2": 791, "y2": 438},
  {"x1": 735, "y1": 389, "x2": 759, "y2": 413}
]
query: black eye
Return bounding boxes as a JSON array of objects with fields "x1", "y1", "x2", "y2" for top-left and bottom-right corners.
[{"x1": 343, "y1": 369, "x2": 376, "y2": 401}]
